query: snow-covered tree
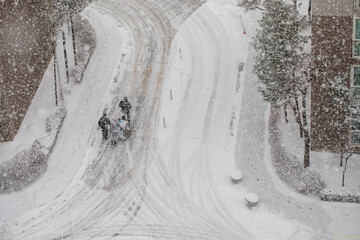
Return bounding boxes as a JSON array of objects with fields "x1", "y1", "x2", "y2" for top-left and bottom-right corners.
[
  {"x1": 66, "y1": 0, "x2": 93, "y2": 65},
  {"x1": 50, "y1": 0, "x2": 92, "y2": 102},
  {"x1": 253, "y1": 0, "x2": 307, "y2": 103},
  {"x1": 252, "y1": 0, "x2": 311, "y2": 167},
  {"x1": 329, "y1": 74, "x2": 359, "y2": 171}
]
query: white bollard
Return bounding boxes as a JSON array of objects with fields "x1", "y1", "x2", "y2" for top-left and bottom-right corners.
[
  {"x1": 245, "y1": 192, "x2": 259, "y2": 208},
  {"x1": 230, "y1": 170, "x2": 242, "y2": 183}
]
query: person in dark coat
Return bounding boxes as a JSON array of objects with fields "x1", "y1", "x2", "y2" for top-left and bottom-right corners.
[
  {"x1": 98, "y1": 113, "x2": 111, "y2": 140},
  {"x1": 118, "y1": 96, "x2": 131, "y2": 120}
]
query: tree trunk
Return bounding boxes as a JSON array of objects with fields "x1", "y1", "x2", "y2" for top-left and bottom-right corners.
[
  {"x1": 62, "y1": 30, "x2": 70, "y2": 83},
  {"x1": 70, "y1": 15, "x2": 77, "y2": 66},
  {"x1": 56, "y1": 58, "x2": 64, "y2": 104},
  {"x1": 342, "y1": 152, "x2": 354, "y2": 187},
  {"x1": 291, "y1": 97, "x2": 304, "y2": 138},
  {"x1": 340, "y1": 149, "x2": 344, "y2": 167},
  {"x1": 303, "y1": 129, "x2": 310, "y2": 168},
  {"x1": 52, "y1": 25, "x2": 58, "y2": 106},
  {"x1": 284, "y1": 101, "x2": 289, "y2": 123},
  {"x1": 301, "y1": 92, "x2": 310, "y2": 168},
  {"x1": 53, "y1": 45, "x2": 58, "y2": 106},
  {"x1": 342, "y1": 158, "x2": 348, "y2": 187},
  {"x1": 51, "y1": 0, "x2": 58, "y2": 106}
]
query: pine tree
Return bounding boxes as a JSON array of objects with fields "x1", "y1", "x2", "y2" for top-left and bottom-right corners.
[
  {"x1": 253, "y1": 0, "x2": 307, "y2": 104},
  {"x1": 252, "y1": 0, "x2": 311, "y2": 167}
]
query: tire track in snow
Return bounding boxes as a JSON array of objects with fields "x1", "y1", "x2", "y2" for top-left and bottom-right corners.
[
  {"x1": 151, "y1": 4, "x2": 253, "y2": 240},
  {"x1": 4, "y1": 0, "x2": 208, "y2": 239},
  {"x1": 94, "y1": 1, "x2": 246, "y2": 238},
  {"x1": 98, "y1": 3, "x2": 229, "y2": 239},
  {"x1": 186, "y1": 8, "x2": 253, "y2": 239}
]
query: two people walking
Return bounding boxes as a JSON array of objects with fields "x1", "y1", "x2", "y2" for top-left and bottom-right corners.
[{"x1": 98, "y1": 96, "x2": 132, "y2": 143}]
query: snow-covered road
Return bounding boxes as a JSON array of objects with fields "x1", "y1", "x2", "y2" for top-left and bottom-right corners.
[{"x1": 1, "y1": 0, "x2": 359, "y2": 239}]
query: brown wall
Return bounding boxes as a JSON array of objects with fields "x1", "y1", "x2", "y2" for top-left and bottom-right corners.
[
  {"x1": 312, "y1": 0, "x2": 354, "y2": 16},
  {"x1": 0, "y1": 0, "x2": 53, "y2": 142},
  {"x1": 311, "y1": 15, "x2": 360, "y2": 152}
]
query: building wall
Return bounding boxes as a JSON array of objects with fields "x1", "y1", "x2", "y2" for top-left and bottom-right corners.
[
  {"x1": 312, "y1": 0, "x2": 354, "y2": 16},
  {"x1": 0, "y1": 0, "x2": 53, "y2": 142},
  {"x1": 311, "y1": 0, "x2": 360, "y2": 152}
]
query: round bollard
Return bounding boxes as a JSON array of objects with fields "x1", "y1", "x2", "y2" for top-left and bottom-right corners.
[
  {"x1": 230, "y1": 170, "x2": 242, "y2": 183},
  {"x1": 245, "y1": 193, "x2": 259, "y2": 208}
]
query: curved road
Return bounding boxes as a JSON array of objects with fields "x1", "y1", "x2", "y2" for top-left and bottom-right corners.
[
  {"x1": 3, "y1": 0, "x2": 247, "y2": 239},
  {"x1": 3, "y1": 0, "x2": 353, "y2": 239}
]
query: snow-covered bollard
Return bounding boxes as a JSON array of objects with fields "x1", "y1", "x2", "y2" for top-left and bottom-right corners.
[
  {"x1": 245, "y1": 193, "x2": 259, "y2": 208},
  {"x1": 230, "y1": 170, "x2": 242, "y2": 183}
]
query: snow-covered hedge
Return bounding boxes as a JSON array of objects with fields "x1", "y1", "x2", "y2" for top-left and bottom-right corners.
[
  {"x1": 0, "y1": 149, "x2": 47, "y2": 193},
  {"x1": 0, "y1": 108, "x2": 66, "y2": 194},
  {"x1": 269, "y1": 104, "x2": 326, "y2": 195},
  {"x1": 319, "y1": 189, "x2": 360, "y2": 203},
  {"x1": 71, "y1": 14, "x2": 96, "y2": 84},
  {"x1": 32, "y1": 107, "x2": 66, "y2": 155}
]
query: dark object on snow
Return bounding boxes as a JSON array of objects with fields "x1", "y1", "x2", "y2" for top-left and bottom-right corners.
[
  {"x1": 98, "y1": 113, "x2": 111, "y2": 140},
  {"x1": 109, "y1": 116, "x2": 131, "y2": 146},
  {"x1": 109, "y1": 120, "x2": 121, "y2": 146},
  {"x1": 118, "y1": 96, "x2": 131, "y2": 120},
  {"x1": 119, "y1": 115, "x2": 131, "y2": 139}
]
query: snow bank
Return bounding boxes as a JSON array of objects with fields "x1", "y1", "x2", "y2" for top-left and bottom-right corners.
[
  {"x1": 0, "y1": 108, "x2": 66, "y2": 194},
  {"x1": 269, "y1": 104, "x2": 326, "y2": 195}
]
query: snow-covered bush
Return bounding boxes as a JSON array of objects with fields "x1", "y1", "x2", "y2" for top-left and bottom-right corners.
[
  {"x1": 32, "y1": 107, "x2": 66, "y2": 155},
  {"x1": 0, "y1": 108, "x2": 66, "y2": 194},
  {"x1": 71, "y1": 15, "x2": 96, "y2": 84},
  {"x1": 269, "y1": 105, "x2": 326, "y2": 195},
  {"x1": 319, "y1": 189, "x2": 360, "y2": 203},
  {"x1": 0, "y1": 148, "x2": 47, "y2": 193},
  {"x1": 46, "y1": 107, "x2": 66, "y2": 132}
]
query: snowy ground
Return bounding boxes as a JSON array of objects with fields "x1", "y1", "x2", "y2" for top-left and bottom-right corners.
[{"x1": 1, "y1": 0, "x2": 360, "y2": 239}]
